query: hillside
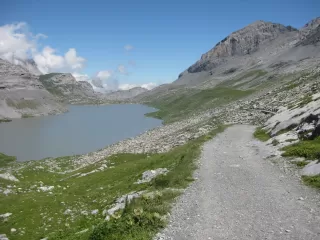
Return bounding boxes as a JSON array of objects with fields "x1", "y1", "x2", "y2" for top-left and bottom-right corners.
[
  {"x1": 39, "y1": 73, "x2": 104, "y2": 104},
  {"x1": 135, "y1": 17, "x2": 320, "y2": 123},
  {"x1": 0, "y1": 59, "x2": 67, "y2": 119},
  {"x1": 1, "y1": 17, "x2": 320, "y2": 240}
]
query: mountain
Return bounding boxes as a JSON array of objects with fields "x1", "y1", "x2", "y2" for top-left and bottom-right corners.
[
  {"x1": 38, "y1": 73, "x2": 105, "y2": 104},
  {"x1": 185, "y1": 21, "x2": 297, "y2": 74},
  {"x1": 133, "y1": 17, "x2": 320, "y2": 123},
  {"x1": 0, "y1": 59, "x2": 66, "y2": 119},
  {"x1": 104, "y1": 87, "x2": 148, "y2": 101}
]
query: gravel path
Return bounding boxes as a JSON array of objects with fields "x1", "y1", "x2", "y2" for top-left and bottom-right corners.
[{"x1": 155, "y1": 125, "x2": 320, "y2": 240}]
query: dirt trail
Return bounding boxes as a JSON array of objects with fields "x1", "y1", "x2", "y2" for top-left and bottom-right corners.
[{"x1": 156, "y1": 125, "x2": 320, "y2": 240}]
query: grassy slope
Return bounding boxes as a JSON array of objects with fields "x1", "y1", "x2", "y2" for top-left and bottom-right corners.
[
  {"x1": 146, "y1": 87, "x2": 254, "y2": 124},
  {"x1": 0, "y1": 153, "x2": 16, "y2": 168},
  {"x1": 0, "y1": 126, "x2": 227, "y2": 240},
  {"x1": 39, "y1": 73, "x2": 65, "y2": 96}
]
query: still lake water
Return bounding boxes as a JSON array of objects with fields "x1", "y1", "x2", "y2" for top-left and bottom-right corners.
[{"x1": 0, "y1": 104, "x2": 162, "y2": 161}]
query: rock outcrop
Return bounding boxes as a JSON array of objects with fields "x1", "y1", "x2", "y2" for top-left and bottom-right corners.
[
  {"x1": 0, "y1": 59, "x2": 66, "y2": 119},
  {"x1": 104, "y1": 87, "x2": 148, "y2": 101},
  {"x1": 186, "y1": 21, "x2": 297, "y2": 74},
  {"x1": 39, "y1": 73, "x2": 101, "y2": 104}
]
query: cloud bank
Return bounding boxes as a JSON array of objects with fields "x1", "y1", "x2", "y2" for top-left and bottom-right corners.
[{"x1": 0, "y1": 22, "x2": 157, "y2": 92}]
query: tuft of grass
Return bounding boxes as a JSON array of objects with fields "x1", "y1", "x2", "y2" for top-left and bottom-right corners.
[
  {"x1": 298, "y1": 95, "x2": 313, "y2": 107},
  {"x1": 271, "y1": 139, "x2": 279, "y2": 146},
  {"x1": 0, "y1": 118, "x2": 12, "y2": 123},
  {"x1": 281, "y1": 137, "x2": 320, "y2": 159},
  {"x1": 6, "y1": 99, "x2": 39, "y2": 110},
  {"x1": 0, "y1": 152, "x2": 16, "y2": 167},
  {"x1": 253, "y1": 127, "x2": 270, "y2": 142},
  {"x1": 21, "y1": 113, "x2": 34, "y2": 118},
  {"x1": 302, "y1": 175, "x2": 320, "y2": 189},
  {"x1": 292, "y1": 160, "x2": 309, "y2": 168}
]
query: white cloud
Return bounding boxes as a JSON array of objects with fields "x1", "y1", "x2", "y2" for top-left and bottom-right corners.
[
  {"x1": 72, "y1": 72, "x2": 91, "y2": 82},
  {"x1": 124, "y1": 44, "x2": 134, "y2": 51},
  {"x1": 118, "y1": 83, "x2": 138, "y2": 90},
  {"x1": 34, "y1": 47, "x2": 86, "y2": 74},
  {"x1": 0, "y1": 22, "x2": 157, "y2": 93},
  {"x1": 65, "y1": 48, "x2": 86, "y2": 70},
  {"x1": 0, "y1": 22, "x2": 86, "y2": 74},
  {"x1": 119, "y1": 82, "x2": 157, "y2": 91},
  {"x1": 141, "y1": 82, "x2": 157, "y2": 90},
  {"x1": 96, "y1": 70, "x2": 112, "y2": 80},
  {"x1": 117, "y1": 64, "x2": 127, "y2": 74},
  {"x1": 0, "y1": 22, "x2": 36, "y2": 61}
]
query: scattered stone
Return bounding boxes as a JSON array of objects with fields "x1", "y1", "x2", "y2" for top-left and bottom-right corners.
[
  {"x1": 136, "y1": 168, "x2": 169, "y2": 184},
  {"x1": 0, "y1": 173, "x2": 19, "y2": 182},
  {"x1": 75, "y1": 229, "x2": 89, "y2": 235},
  {"x1": 10, "y1": 228, "x2": 16, "y2": 233},
  {"x1": 91, "y1": 209, "x2": 99, "y2": 215},
  {"x1": 64, "y1": 209, "x2": 72, "y2": 215},
  {"x1": 0, "y1": 234, "x2": 9, "y2": 240},
  {"x1": 0, "y1": 213, "x2": 12, "y2": 219},
  {"x1": 38, "y1": 186, "x2": 54, "y2": 192},
  {"x1": 103, "y1": 191, "x2": 145, "y2": 220}
]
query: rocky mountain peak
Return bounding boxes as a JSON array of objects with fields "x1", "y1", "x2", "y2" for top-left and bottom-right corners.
[
  {"x1": 187, "y1": 20, "x2": 298, "y2": 74},
  {"x1": 201, "y1": 21, "x2": 296, "y2": 60},
  {"x1": 299, "y1": 17, "x2": 320, "y2": 40}
]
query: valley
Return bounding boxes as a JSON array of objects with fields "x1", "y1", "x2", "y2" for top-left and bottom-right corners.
[{"x1": 1, "y1": 16, "x2": 320, "y2": 240}]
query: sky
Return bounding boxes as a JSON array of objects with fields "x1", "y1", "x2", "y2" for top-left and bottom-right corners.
[{"x1": 1, "y1": 0, "x2": 319, "y2": 90}]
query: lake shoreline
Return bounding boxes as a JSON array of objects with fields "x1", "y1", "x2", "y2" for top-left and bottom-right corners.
[{"x1": 0, "y1": 104, "x2": 162, "y2": 162}]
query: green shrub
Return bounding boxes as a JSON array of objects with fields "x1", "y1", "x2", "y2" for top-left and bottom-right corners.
[
  {"x1": 302, "y1": 175, "x2": 320, "y2": 189},
  {"x1": 253, "y1": 127, "x2": 270, "y2": 142},
  {"x1": 281, "y1": 137, "x2": 320, "y2": 159}
]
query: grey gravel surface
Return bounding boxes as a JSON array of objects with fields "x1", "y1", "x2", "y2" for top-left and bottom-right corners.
[{"x1": 155, "y1": 125, "x2": 320, "y2": 240}]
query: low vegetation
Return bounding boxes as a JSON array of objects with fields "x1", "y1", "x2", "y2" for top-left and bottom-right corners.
[
  {"x1": 253, "y1": 127, "x2": 270, "y2": 142},
  {"x1": 0, "y1": 118, "x2": 12, "y2": 123},
  {"x1": 146, "y1": 87, "x2": 254, "y2": 123},
  {"x1": 0, "y1": 152, "x2": 16, "y2": 167},
  {"x1": 0, "y1": 125, "x2": 226, "y2": 240},
  {"x1": 217, "y1": 69, "x2": 267, "y2": 88},
  {"x1": 6, "y1": 99, "x2": 39, "y2": 110},
  {"x1": 302, "y1": 175, "x2": 320, "y2": 189},
  {"x1": 281, "y1": 137, "x2": 320, "y2": 159},
  {"x1": 298, "y1": 95, "x2": 313, "y2": 107}
]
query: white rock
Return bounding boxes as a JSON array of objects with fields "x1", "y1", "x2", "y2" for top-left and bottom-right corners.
[
  {"x1": 38, "y1": 186, "x2": 54, "y2": 192},
  {"x1": 64, "y1": 209, "x2": 72, "y2": 215},
  {"x1": 0, "y1": 213, "x2": 12, "y2": 219},
  {"x1": 11, "y1": 228, "x2": 16, "y2": 233},
  {"x1": 91, "y1": 209, "x2": 99, "y2": 215},
  {"x1": 135, "y1": 168, "x2": 168, "y2": 184},
  {"x1": 301, "y1": 161, "x2": 320, "y2": 176},
  {"x1": 0, "y1": 173, "x2": 19, "y2": 182}
]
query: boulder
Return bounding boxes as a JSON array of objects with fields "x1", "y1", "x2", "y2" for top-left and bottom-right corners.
[{"x1": 301, "y1": 161, "x2": 320, "y2": 176}]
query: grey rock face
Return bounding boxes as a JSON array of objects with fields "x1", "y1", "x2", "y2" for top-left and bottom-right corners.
[
  {"x1": 38, "y1": 73, "x2": 100, "y2": 104},
  {"x1": 187, "y1": 21, "x2": 297, "y2": 73},
  {"x1": 104, "y1": 87, "x2": 148, "y2": 101},
  {"x1": 0, "y1": 59, "x2": 67, "y2": 119},
  {"x1": 299, "y1": 17, "x2": 320, "y2": 41},
  {"x1": 297, "y1": 25, "x2": 320, "y2": 46}
]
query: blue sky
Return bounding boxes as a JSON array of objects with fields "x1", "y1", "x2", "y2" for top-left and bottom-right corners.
[{"x1": 1, "y1": 0, "x2": 319, "y2": 87}]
